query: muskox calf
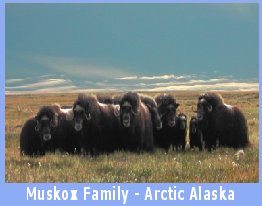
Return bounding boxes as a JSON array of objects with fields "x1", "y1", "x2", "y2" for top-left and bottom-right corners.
[
  {"x1": 69, "y1": 94, "x2": 121, "y2": 154},
  {"x1": 196, "y1": 93, "x2": 249, "y2": 151},
  {"x1": 119, "y1": 92, "x2": 154, "y2": 152},
  {"x1": 20, "y1": 106, "x2": 58, "y2": 156},
  {"x1": 173, "y1": 113, "x2": 187, "y2": 152},
  {"x1": 189, "y1": 116, "x2": 203, "y2": 151},
  {"x1": 154, "y1": 94, "x2": 180, "y2": 152}
]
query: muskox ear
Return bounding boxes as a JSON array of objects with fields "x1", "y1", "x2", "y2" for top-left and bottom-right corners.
[
  {"x1": 66, "y1": 109, "x2": 74, "y2": 121},
  {"x1": 208, "y1": 104, "x2": 213, "y2": 112},
  {"x1": 114, "y1": 105, "x2": 120, "y2": 117}
]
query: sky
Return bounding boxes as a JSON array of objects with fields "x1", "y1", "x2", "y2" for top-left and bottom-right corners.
[{"x1": 5, "y1": 3, "x2": 259, "y2": 93}]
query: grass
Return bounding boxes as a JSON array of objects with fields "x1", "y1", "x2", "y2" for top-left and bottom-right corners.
[{"x1": 5, "y1": 91, "x2": 259, "y2": 183}]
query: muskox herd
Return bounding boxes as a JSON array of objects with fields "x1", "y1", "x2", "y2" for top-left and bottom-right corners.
[{"x1": 20, "y1": 92, "x2": 249, "y2": 156}]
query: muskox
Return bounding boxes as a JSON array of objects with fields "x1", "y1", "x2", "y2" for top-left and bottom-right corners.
[
  {"x1": 20, "y1": 106, "x2": 58, "y2": 156},
  {"x1": 154, "y1": 94, "x2": 180, "y2": 152},
  {"x1": 69, "y1": 94, "x2": 121, "y2": 154},
  {"x1": 173, "y1": 113, "x2": 187, "y2": 152},
  {"x1": 189, "y1": 116, "x2": 203, "y2": 151},
  {"x1": 196, "y1": 93, "x2": 249, "y2": 151},
  {"x1": 119, "y1": 92, "x2": 154, "y2": 152}
]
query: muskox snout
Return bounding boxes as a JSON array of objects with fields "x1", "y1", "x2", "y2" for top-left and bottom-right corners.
[
  {"x1": 74, "y1": 123, "x2": 83, "y2": 132},
  {"x1": 168, "y1": 118, "x2": 176, "y2": 127},
  {"x1": 180, "y1": 122, "x2": 186, "y2": 130},
  {"x1": 196, "y1": 113, "x2": 203, "y2": 121},
  {"x1": 122, "y1": 114, "x2": 131, "y2": 128},
  {"x1": 191, "y1": 127, "x2": 197, "y2": 134},
  {"x1": 43, "y1": 134, "x2": 51, "y2": 141}
]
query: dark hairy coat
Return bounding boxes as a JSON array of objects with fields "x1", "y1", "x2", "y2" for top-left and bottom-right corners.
[
  {"x1": 196, "y1": 93, "x2": 249, "y2": 151},
  {"x1": 119, "y1": 92, "x2": 154, "y2": 152}
]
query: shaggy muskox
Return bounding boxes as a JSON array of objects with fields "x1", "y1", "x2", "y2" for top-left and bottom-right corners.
[
  {"x1": 173, "y1": 113, "x2": 187, "y2": 152},
  {"x1": 119, "y1": 92, "x2": 154, "y2": 151},
  {"x1": 189, "y1": 116, "x2": 203, "y2": 151},
  {"x1": 154, "y1": 94, "x2": 180, "y2": 152},
  {"x1": 20, "y1": 106, "x2": 58, "y2": 156},
  {"x1": 196, "y1": 93, "x2": 249, "y2": 151},
  {"x1": 69, "y1": 94, "x2": 121, "y2": 154}
]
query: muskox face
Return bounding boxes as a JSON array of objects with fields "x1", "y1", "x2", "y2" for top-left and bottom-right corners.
[
  {"x1": 196, "y1": 98, "x2": 213, "y2": 121},
  {"x1": 120, "y1": 101, "x2": 136, "y2": 128},
  {"x1": 178, "y1": 114, "x2": 187, "y2": 130},
  {"x1": 35, "y1": 115, "x2": 55, "y2": 142},
  {"x1": 190, "y1": 117, "x2": 197, "y2": 134},
  {"x1": 158, "y1": 103, "x2": 179, "y2": 128},
  {"x1": 72, "y1": 104, "x2": 91, "y2": 132}
]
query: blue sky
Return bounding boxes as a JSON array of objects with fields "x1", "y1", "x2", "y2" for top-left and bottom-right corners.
[{"x1": 6, "y1": 3, "x2": 258, "y2": 93}]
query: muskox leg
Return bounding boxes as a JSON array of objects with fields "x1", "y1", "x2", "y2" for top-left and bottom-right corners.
[
  {"x1": 198, "y1": 142, "x2": 203, "y2": 151},
  {"x1": 39, "y1": 149, "x2": 45, "y2": 156},
  {"x1": 182, "y1": 142, "x2": 186, "y2": 153},
  {"x1": 190, "y1": 142, "x2": 194, "y2": 149},
  {"x1": 205, "y1": 140, "x2": 212, "y2": 152}
]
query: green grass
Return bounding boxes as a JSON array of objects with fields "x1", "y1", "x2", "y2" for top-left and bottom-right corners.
[{"x1": 5, "y1": 91, "x2": 259, "y2": 183}]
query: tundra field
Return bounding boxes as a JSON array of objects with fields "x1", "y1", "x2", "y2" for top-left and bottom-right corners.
[{"x1": 5, "y1": 91, "x2": 259, "y2": 183}]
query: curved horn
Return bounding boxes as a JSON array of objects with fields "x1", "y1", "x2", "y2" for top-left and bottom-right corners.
[
  {"x1": 35, "y1": 120, "x2": 40, "y2": 131},
  {"x1": 114, "y1": 105, "x2": 120, "y2": 117},
  {"x1": 208, "y1": 104, "x2": 212, "y2": 112},
  {"x1": 85, "y1": 113, "x2": 91, "y2": 120}
]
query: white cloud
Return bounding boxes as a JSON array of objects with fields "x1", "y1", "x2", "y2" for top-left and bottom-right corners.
[
  {"x1": 115, "y1": 74, "x2": 187, "y2": 81},
  {"x1": 6, "y1": 79, "x2": 73, "y2": 90},
  {"x1": 146, "y1": 82, "x2": 258, "y2": 92},
  {"x1": 115, "y1": 76, "x2": 138, "y2": 80},
  {"x1": 140, "y1": 74, "x2": 176, "y2": 80},
  {"x1": 5, "y1": 79, "x2": 25, "y2": 84}
]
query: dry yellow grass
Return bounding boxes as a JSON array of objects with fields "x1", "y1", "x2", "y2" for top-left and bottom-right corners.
[{"x1": 5, "y1": 91, "x2": 259, "y2": 182}]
